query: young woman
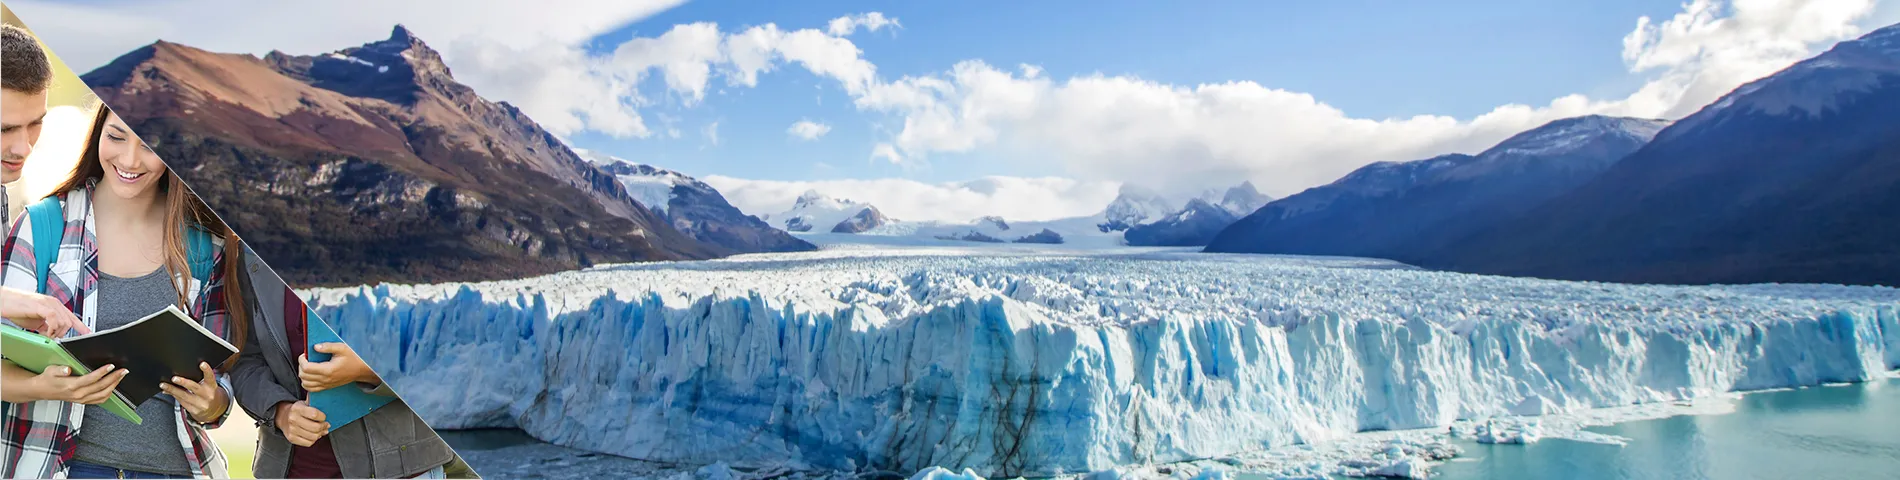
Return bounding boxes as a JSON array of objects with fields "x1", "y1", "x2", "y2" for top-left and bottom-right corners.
[{"x1": 0, "y1": 103, "x2": 250, "y2": 479}]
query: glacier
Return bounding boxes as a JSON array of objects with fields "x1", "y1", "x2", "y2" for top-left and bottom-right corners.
[{"x1": 301, "y1": 244, "x2": 1900, "y2": 478}]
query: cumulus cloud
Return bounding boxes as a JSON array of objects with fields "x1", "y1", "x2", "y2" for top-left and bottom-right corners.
[
  {"x1": 6, "y1": 0, "x2": 685, "y2": 139},
  {"x1": 1621, "y1": 0, "x2": 1880, "y2": 118},
  {"x1": 16, "y1": 1, "x2": 1886, "y2": 199},
  {"x1": 787, "y1": 119, "x2": 832, "y2": 140},
  {"x1": 841, "y1": 0, "x2": 1881, "y2": 196},
  {"x1": 702, "y1": 121, "x2": 721, "y2": 146},
  {"x1": 703, "y1": 175, "x2": 1121, "y2": 222},
  {"x1": 827, "y1": 12, "x2": 901, "y2": 37}
]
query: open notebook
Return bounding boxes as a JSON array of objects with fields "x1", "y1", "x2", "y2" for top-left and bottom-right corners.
[{"x1": 2, "y1": 305, "x2": 238, "y2": 423}]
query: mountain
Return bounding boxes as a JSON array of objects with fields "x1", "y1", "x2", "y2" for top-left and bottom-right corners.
[
  {"x1": 1118, "y1": 182, "x2": 1275, "y2": 247},
  {"x1": 1124, "y1": 198, "x2": 1242, "y2": 246},
  {"x1": 84, "y1": 26, "x2": 719, "y2": 286},
  {"x1": 1430, "y1": 23, "x2": 1900, "y2": 286},
  {"x1": 1011, "y1": 228, "x2": 1064, "y2": 244},
  {"x1": 822, "y1": 180, "x2": 1266, "y2": 247},
  {"x1": 772, "y1": 190, "x2": 887, "y2": 233},
  {"x1": 1205, "y1": 115, "x2": 1669, "y2": 262},
  {"x1": 1095, "y1": 184, "x2": 1179, "y2": 232},
  {"x1": 831, "y1": 206, "x2": 890, "y2": 233},
  {"x1": 584, "y1": 152, "x2": 817, "y2": 254},
  {"x1": 1217, "y1": 181, "x2": 1273, "y2": 216}
]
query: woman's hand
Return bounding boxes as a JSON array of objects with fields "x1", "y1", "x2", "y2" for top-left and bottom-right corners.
[
  {"x1": 161, "y1": 362, "x2": 228, "y2": 423},
  {"x1": 273, "y1": 401, "x2": 330, "y2": 446},
  {"x1": 299, "y1": 342, "x2": 379, "y2": 392},
  {"x1": 1, "y1": 287, "x2": 89, "y2": 338},
  {"x1": 31, "y1": 364, "x2": 128, "y2": 404}
]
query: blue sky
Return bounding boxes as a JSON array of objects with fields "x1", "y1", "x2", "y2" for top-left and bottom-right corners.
[
  {"x1": 11, "y1": 0, "x2": 1897, "y2": 220},
  {"x1": 569, "y1": 0, "x2": 1687, "y2": 184}
]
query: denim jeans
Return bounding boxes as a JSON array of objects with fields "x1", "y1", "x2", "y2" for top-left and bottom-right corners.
[
  {"x1": 65, "y1": 459, "x2": 193, "y2": 479},
  {"x1": 416, "y1": 465, "x2": 448, "y2": 478}
]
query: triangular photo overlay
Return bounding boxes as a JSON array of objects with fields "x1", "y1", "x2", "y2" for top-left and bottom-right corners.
[{"x1": 2, "y1": 6, "x2": 477, "y2": 479}]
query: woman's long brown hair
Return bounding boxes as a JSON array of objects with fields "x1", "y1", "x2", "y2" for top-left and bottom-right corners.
[{"x1": 52, "y1": 103, "x2": 249, "y2": 367}]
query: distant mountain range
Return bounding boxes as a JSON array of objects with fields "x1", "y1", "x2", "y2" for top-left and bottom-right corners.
[
  {"x1": 1205, "y1": 115, "x2": 1669, "y2": 261},
  {"x1": 1209, "y1": 22, "x2": 1900, "y2": 287},
  {"x1": 581, "y1": 150, "x2": 817, "y2": 255},
  {"x1": 774, "y1": 181, "x2": 1272, "y2": 247},
  {"x1": 1428, "y1": 22, "x2": 1900, "y2": 286},
  {"x1": 86, "y1": 26, "x2": 732, "y2": 286}
]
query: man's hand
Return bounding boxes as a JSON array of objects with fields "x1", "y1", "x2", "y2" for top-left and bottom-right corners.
[
  {"x1": 32, "y1": 364, "x2": 127, "y2": 404},
  {"x1": 1, "y1": 287, "x2": 88, "y2": 337},
  {"x1": 299, "y1": 342, "x2": 378, "y2": 392},
  {"x1": 273, "y1": 401, "x2": 330, "y2": 446},
  {"x1": 159, "y1": 362, "x2": 228, "y2": 423}
]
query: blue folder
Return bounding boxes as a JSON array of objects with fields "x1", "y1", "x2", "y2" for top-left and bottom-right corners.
[{"x1": 306, "y1": 314, "x2": 396, "y2": 431}]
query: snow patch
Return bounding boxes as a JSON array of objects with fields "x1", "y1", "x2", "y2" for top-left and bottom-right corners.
[{"x1": 325, "y1": 52, "x2": 377, "y2": 68}]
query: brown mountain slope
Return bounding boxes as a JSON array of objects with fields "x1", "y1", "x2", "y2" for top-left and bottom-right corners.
[{"x1": 84, "y1": 26, "x2": 722, "y2": 287}]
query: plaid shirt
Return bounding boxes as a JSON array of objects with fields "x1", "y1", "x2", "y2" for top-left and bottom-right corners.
[{"x1": 0, "y1": 184, "x2": 236, "y2": 478}]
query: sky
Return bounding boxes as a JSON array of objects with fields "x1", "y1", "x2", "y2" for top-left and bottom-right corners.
[{"x1": 8, "y1": 0, "x2": 1898, "y2": 222}]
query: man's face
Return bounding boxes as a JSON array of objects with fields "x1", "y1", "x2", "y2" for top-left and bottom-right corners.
[{"x1": 1, "y1": 88, "x2": 50, "y2": 184}]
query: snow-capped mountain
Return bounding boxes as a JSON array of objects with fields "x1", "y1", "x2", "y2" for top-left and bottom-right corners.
[
  {"x1": 1677, "y1": 21, "x2": 1900, "y2": 133},
  {"x1": 1218, "y1": 181, "x2": 1273, "y2": 216},
  {"x1": 82, "y1": 25, "x2": 718, "y2": 285},
  {"x1": 1115, "y1": 182, "x2": 1276, "y2": 246},
  {"x1": 1206, "y1": 115, "x2": 1669, "y2": 262},
  {"x1": 1096, "y1": 184, "x2": 1181, "y2": 231},
  {"x1": 779, "y1": 180, "x2": 1269, "y2": 247},
  {"x1": 1433, "y1": 22, "x2": 1900, "y2": 286},
  {"x1": 579, "y1": 150, "x2": 817, "y2": 255},
  {"x1": 831, "y1": 206, "x2": 890, "y2": 233},
  {"x1": 1123, "y1": 198, "x2": 1242, "y2": 246},
  {"x1": 309, "y1": 246, "x2": 1900, "y2": 478},
  {"x1": 773, "y1": 190, "x2": 890, "y2": 233}
]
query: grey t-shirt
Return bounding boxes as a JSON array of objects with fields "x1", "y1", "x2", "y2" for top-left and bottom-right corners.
[{"x1": 72, "y1": 266, "x2": 194, "y2": 475}]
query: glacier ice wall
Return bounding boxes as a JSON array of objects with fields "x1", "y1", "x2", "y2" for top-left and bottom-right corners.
[{"x1": 305, "y1": 248, "x2": 1900, "y2": 477}]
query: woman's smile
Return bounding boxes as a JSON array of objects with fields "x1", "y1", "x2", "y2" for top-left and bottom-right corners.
[{"x1": 111, "y1": 163, "x2": 149, "y2": 183}]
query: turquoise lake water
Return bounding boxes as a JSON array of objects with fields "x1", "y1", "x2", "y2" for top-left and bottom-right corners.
[
  {"x1": 442, "y1": 377, "x2": 1900, "y2": 478},
  {"x1": 1433, "y1": 377, "x2": 1900, "y2": 480}
]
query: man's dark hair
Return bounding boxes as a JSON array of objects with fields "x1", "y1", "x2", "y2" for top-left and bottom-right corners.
[{"x1": 2, "y1": 24, "x2": 53, "y2": 94}]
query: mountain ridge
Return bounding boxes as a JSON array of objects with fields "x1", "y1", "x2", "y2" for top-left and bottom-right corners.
[
  {"x1": 85, "y1": 26, "x2": 720, "y2": 286},
  {"x1": 1205, "y1": 114, "x2": 1670, "y2": 262}
]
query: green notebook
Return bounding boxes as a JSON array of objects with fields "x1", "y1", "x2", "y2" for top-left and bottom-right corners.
[{"x1": 0, "y1": 325, "x2": 141, "y2": 424}]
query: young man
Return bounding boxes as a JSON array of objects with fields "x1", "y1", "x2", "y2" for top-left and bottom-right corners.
[
  {"x1": 229, "y1": 245, "x2": 472, "y2": 478},
  {"x1": 1, "y1": 23, "x2": 51, "y2": 227}
]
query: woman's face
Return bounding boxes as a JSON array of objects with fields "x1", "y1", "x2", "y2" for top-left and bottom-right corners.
[{"x1": 95, "y1": 111, "x2": 166, "y2": 201}]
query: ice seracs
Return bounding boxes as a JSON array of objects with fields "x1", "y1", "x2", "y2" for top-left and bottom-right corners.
[{"x1": 305, "y1": 245, "x2": 1900, "y2": 478}]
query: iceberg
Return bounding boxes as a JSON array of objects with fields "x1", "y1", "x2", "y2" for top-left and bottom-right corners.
[{"x1": 302, "y1": 246, "x2": 1900, "y2": 478}]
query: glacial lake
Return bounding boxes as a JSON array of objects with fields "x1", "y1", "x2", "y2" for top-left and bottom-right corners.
[
  {"x1": 441, "y1": 376, "x2": 1900, "y2": 479},
  {"x1": 1432, "y1": 376, "x2": 1900, "y2": 480}
]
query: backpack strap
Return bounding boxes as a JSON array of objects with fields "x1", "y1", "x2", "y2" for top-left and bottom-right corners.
[
  {"x1": 25, "y1": 197, "x2": 64, "y2": 295},
  {"x1": 184, "y1": 225, "x2": 216, "y2": 285}
]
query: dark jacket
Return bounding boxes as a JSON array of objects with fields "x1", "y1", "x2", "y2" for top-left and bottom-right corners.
[{"x1": 229, "y1": 247, "x2": 465, "y2": 478}]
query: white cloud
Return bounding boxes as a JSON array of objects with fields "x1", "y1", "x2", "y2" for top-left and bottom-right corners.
[
  {"x1": 703, "y1": 175, "x2": 1120, "y2": 222},
  {"x1": 702, "y1": 121, "x2": 720, "y2": 146},
  {"x1": 834, "y1": 0, "x2": 1881, "y2": 197},
  {"x1": 5, "y1": 0, "x2": 683, "y2": 75},
  {"x1": 871, "y1": 143, "x2": 903, "y2": 165},
  {"x1": 1621, "y1": 0, "x2": 1879, "y2": 117},
  {"x1": 13, "y1": 1, "x2": 1886, "y2": 199},
  {"x1": 826, "y1": 12, "x2": 901, "y2": 37},
  {"x1": 6, "y1": 0, "x2": 685, "y2": 139},
  {"x1": 609, "y1": 22, "x2": 726, "y2": 104},
  {"x1": 787, "y1": 120, "x2": 832, "y2": 140}
]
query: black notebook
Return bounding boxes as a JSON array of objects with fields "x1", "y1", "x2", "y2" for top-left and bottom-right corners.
[{"x1": 59, "y1": 305, "x2": 239, "y2": 407}]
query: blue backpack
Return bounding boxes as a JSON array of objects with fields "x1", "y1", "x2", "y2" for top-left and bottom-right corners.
[{"x1": 24, "y1": 196, "x2": 215, "y2": 297}]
